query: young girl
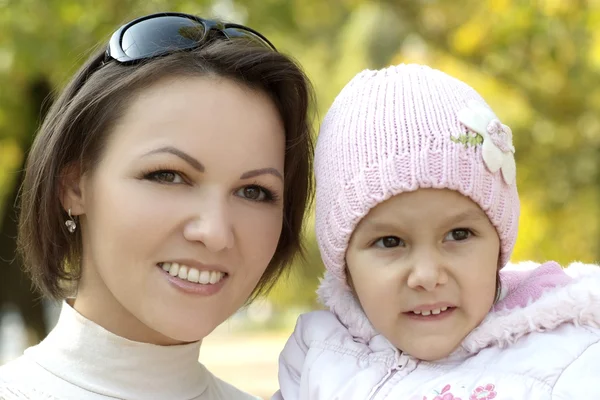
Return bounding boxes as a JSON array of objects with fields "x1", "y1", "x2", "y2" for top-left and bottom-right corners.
[
  {"x1": 0, "y1": 12, "x2": 314, "y2": 400},
  {"x1": 274, "y1": 64, "x2": 600, "y2": 399}
]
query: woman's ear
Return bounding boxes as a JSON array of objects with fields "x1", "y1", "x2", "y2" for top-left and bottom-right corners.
[{"x1": 59, "y1": 162, "x2": 85, "y2": 216}]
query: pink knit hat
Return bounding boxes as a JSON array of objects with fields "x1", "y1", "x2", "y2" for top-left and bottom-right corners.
[{"x1": 315, "y1": 64, "x2": 520, "y2": 284}]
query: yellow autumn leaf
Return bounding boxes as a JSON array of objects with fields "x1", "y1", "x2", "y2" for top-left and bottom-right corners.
[{"x1": 451, "y1": 19, "x2": 486, "y2": 55}]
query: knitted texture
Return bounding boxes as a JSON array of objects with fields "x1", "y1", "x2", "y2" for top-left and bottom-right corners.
[{"x1": 315, "y1": 64, "x2": 520, "y2": 283}]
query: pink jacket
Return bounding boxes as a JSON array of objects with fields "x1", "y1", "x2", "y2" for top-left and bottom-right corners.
[{"x1": 274, "y1": 262, "x2": 600, "y2": 400}]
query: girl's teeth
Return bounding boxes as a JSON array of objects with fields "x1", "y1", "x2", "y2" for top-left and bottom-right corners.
[
  {"x1": 160, "y1": 263, "x2": 224, "y2": 285},
  {"x1": 412, "y1": 307, "x2": 451, "y2": 316}
]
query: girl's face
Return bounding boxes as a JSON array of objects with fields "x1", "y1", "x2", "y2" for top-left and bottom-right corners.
[
  {"x1": 64, "y1": 76, "x2": 285, "y2": 345},
  {"x1": 346, "y1": 189, "x2": 500, "y2": 361}
]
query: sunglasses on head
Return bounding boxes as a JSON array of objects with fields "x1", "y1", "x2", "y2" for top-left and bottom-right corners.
[{"x1": 105, "y1": 12, "x2": 277, "y2": 65}]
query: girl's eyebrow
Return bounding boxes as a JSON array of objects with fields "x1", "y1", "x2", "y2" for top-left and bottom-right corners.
[
  {"x1": 359, "y1": 208, "x2": 487, "y2": 234},
  {"x1": 445, "y1": 209, "x2": 488, "y2": 225},
  {"x1": 357, "y1": 220, "x2": 400, "y2": 235}
]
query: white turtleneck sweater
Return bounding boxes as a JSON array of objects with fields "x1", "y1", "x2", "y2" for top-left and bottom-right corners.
[{"x1": 0, "y1": 302, "x2": 261, "y2": 400}]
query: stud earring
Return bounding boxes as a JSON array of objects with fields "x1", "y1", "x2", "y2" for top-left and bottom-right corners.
[{"x1": 65, "y1": 208, "x2": 77, "y2": 233}]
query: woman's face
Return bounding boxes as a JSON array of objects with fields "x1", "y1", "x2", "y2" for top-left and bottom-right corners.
[{"x1": 65, "y1": 76, "x2": 285, "y2": 344}]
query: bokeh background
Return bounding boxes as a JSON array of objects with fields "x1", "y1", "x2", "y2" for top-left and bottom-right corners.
[{"x1": 1, "y1": 0, "x2": 599, "y2": 398}]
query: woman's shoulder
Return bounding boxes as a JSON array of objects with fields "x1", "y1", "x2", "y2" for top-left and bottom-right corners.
[
  {"x1": 0, "y1": 384, "x2": 59, "y2": 400},
  {"x1": 0, "y1": 355, "x2": 84, "y2": 400},
  {"x1": 0, "y1": 356, "x2": 31, "y2": 387},
  {"x1": 0, "y1": 358, "x2": 58, "y2": 400}
]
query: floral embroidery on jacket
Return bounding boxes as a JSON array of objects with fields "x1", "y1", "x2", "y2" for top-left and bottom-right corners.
[
  {"x1": 408, "y1": 384, "x2": 462, "y2": 400},
  {"x1": 411, "y1": 383, "x2": 497, "y2": 400},
  {"x1": 469, "y1": 383, "x2": 497, "y2": 400}
]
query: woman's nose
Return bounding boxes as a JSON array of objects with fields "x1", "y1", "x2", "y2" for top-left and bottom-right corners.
[{"x1": 183, "y1": 201, "x2": 234, "y2": 252}]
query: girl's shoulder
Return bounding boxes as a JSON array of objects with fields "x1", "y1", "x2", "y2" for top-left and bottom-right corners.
[
  {"x1": 497, "y1": 260, "x2": 600, "y2": 313},
  {"x1": 425, "y1": 262, "x2": 600, "y2": 400},
  {"x1": 460, "y1": 261, "x2": 600, "y2": 355},
  {"x1": 456, "y1": 322, "x2": 600, "y2": 399}
]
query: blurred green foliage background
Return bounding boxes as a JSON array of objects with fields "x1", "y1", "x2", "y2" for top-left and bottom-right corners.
[{"x1": 1, "y1": 0, "x2": 599, "y2": 328}]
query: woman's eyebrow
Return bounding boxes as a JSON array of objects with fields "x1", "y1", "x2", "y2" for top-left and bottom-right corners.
[{"x1": 142, "y1": 146, "x2": 205, "y2": 172}]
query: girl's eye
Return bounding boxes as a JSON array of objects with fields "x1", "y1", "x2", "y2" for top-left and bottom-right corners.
[
  {"x1": 145, "y1": 170, "x2": 185, "y2": 184},
  {"x1": 445, "y1": 228, "x2": 473, "y2": 242},
  {"x1": 235, "y1": 185, "x2": 274, "y2": 202},
  {"x1": 373, "y1": 236, "x2": 404, "y2": 248}
]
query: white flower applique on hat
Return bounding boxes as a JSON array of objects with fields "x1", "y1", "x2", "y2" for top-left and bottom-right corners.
[{"x1": 457, "y1": 100, "x2": 516, "y2": 185}]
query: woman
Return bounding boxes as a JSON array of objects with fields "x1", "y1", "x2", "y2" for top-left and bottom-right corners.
[{"x1": 0, "y1": 12, "x2": 314, "y2": 400}]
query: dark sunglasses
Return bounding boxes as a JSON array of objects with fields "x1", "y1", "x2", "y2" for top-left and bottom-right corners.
[{"x1": 105, "y1": 12, "x2": 277, "y2": 64}]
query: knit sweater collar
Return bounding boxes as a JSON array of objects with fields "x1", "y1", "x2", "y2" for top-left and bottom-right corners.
[{"x1": 24, "y1": 301, "x2": 208, "y2": 399}]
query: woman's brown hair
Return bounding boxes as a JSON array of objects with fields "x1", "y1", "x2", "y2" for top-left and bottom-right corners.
[{"x1": 18, "y1": 37, "x2": 315, "y2": 301}]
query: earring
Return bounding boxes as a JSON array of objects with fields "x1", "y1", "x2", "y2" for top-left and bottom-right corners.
[{"x1": 65, "y1": 208, "x2": 77, "y2": 233}]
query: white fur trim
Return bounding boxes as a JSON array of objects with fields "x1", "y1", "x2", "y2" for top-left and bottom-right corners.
[
  {"x1": 316, "y1": 271, "x2": 376, "y2": 342},
  {"x1": 460, "y1": 262, "x2": 600, "y2": 353}
]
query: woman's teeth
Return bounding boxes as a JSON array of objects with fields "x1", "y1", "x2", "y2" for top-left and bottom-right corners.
[
  {"x1": 159, "y1": 262, "x2": 225, "y2": 285},
  {"x1": 412, "y1": 306, "x2": 449, "y2": 316}
]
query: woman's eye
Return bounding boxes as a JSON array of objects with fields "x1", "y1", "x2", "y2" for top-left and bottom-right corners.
[
  {"x1": 146, "y1": 170, "x2": 185, "y2": 184},
  {"x1": 373, "y1": 236, "x2": 404, "y2": 248},
  {"x1": 445, "y1": 228, "x2": 472, "y2": 242},
  {"x1": 235, "y1": 185, "x2": 271, "y2": 202}
]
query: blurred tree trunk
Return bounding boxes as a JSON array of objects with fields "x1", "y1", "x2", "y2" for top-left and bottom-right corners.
[{"x1": 0, "y1": 77, "x2": 53, "y2": 345}]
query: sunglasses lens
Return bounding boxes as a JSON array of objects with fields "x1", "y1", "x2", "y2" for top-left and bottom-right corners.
[
  {"x1": 223, "y1": 27, "x2": 274, "y2": 50},
  {"x1": 120, "y1": 16, "x2": 206, "y2": 60}
]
